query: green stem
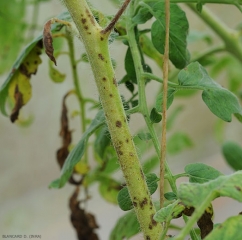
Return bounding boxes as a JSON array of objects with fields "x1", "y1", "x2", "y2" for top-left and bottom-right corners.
[
  {"x1": 192, "y1": 45, "x2": 226, "y2": 62},
  {"x1": 173, "y1": 173, "x2": 190, "y2": 179},
  {"x1": 66, "y1": 35, "x2": 86, "y2": 134},
  {"x1": 143, "y1": 72, "x2": 207, "y2": 91},
  {"x1": 66, "y1": 34, "x2": 89, "y2": 165},
  {"x1": 127, "y1": 1, "x2": 177, "y2": 195},
  {"x1": 187, "y1": 3, "x2": 242, "y2": 63},
  {"x1": 62, "y1": 0, "x2": 161, "y2": 238},
  {"x1": 174, "y1": 193, "x2": 217, "y2": 240}
]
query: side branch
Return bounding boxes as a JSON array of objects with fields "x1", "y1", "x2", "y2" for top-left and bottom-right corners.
[{"x1": 102, "y1": 0, "x2": 131, "y2": 34}]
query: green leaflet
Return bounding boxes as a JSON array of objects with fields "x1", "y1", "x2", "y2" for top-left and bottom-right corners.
[
  {"x1": 155, "y1": 88, "x2": 176, "y2": 112},
  {"x1": 125, "y1": 47, "x2": 137, "y2": 84},
  {"x1": 109, "y1": 210, "x2": 140, "y2": 240},
  {"x1": 167, "y1": 132, "x2": 193, "y2": 155},
  {"x1": 48, "y1": 59, "x2": 66, "y2": 83},
  {"x1": 0, "y1": 11, "x2": 72, "y2": 116},
  {"x1": 178, "y1": 62, "x2": 242, "y2": 122},
  {"x1": 137, "y1": 132, "x2": 152, "y2": 141},
  {"x1": 49, "y1": 110, "x2": 105, "y2": 189},
  {"x1": 142, "y1": 2, "x2": 189, "y2": 69},
  {"x1": 117, "y1": 173, "x2": 159, "y2": 211},
  {"x1": 154, "y1": 201, "x2": 185, "y2": 223},
  {"x1": 98, "y1": 176, "x2": 121, "y2": 204},
  {"x1": 222, "y1": 141, "x2": 242, "y2": 171},
  {"x1": 139, "y1": 34, "x2": 163, "y2": 69},
  {"x1": 204, "y1": 215, "x2": 242, "y2": 240},
  {"x1": 94, "y1": 125, "x2": 111, "y2": 159},
  {"x1": 143, "y1": 156, "x2": 159, "y2": 174},
  {"x1": 150, "y1": 107, "x2": 162, "y2": 123},
  {"x1": 185, "y1": 163, "x2": 223, "y2": 183},
  {"x1": 178, "y1": 171, "x2": 242, "y2": 208},
  {"x1": 164, "y1": 192, "x2": 177, "y2": 201},
  {"x1": 132, "y1": 6, "x2": 153, "y2": 25}
]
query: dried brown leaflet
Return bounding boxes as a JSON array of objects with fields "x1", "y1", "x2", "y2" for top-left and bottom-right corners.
[
  {"x1": 56, "y1": 92, "x2": 82, "y2": 185},
  {"x1": 69, "y1": 187, "x2": 99, "y2": 240},
  {"x1": 43, "y1": 20, "x2": 57, "y2": 65}
]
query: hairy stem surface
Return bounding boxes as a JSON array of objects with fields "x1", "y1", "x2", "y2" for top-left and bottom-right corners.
[{"x1": 62, "y1": 0, "x2": 162, "y2": 238}]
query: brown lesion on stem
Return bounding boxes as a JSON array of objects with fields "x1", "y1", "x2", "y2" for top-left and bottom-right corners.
[
  {"x1": 101, "y1": 0, "x2": 132, "y2": 34},
  {"x1": 115, "y1": 120, "x2": 122, "y2": 128}
]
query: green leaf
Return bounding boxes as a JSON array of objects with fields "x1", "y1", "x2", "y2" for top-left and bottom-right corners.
[
  {"x1": 137, "y1": 132, "x2": 152, "y2": 141},
  {"x1": 178, "y1": 171, "x2": 242, "y2": 208},
  {"x1": 150, "y1": 107, "x2": 162, "y2": 123},
  {"x1": 185, "y1": 163, "x2": 223, "y2": 183},
  {"x1": 167, "y1": 132, "x2": 193, "y2": 155},
  {"x1": 99, "y1": 176, "x2": 121, "y2": 204},
  {"x1": 133, "y1": 134, "x2": 153, "y2": 156},
  {"x1": 222, "y1": 141, "x2": 242, "y2": 171},
  {"x1": 117, "y1": 173, "x2": 159, "y2": 211},
  {"x1": 187, "y1": 30, "x2": 212, "y2": 44},
  {"x1": 202, "y1": 88, "x2": 242, "y2": 122},
  {"x1": 48, "y1": 59, "x2": 66, "y2": 83},
  {"x1": 178, "y1": 62, "x2": 219, "y2": 88},
  {"x1": 81, "y1": 53, "x2": 89, "y2": 62},
  {"x1": 178, "y1": 62, "x2": 242, "y2": 122},
  {"x1": 101, "y1": 155, "x2": 120, "y2": 175},
  {"x1": 125, "y1": 81, "x2": 135, "y2": 93},
  {"x1": 143, "y1": 156, "x2": 159, "y2": 174},
  {"x1": 139, "y1": 34, "x2": 163, "y2": 69},
  {"x1": 155, "y1": 88, "x2": 176, "y2": 112},
  {"x1": 125, "y1": 47, "x2": 137, "y2": 84},
  {"x1": 132, "y1": 6, "x2": 153, "y2": 25},
  {"x1": 49, "y1": 111, "x2": 105, "y2": 188},
  {"x1": 164, "y1": 192, "x2": 177, "y2": 201},
  {"x1": 196, "y1": 2, "x2": 204, "y2": 13},
  {"x1": 154, "y1": 201, "x2": 185, "y2": 223},
  {"x1": 146, "y1": 173, "x2": 159, "y2": 194},
  {"x1": 109, "y1": 210, "x2": 140, "y2": 240},
  {"x1": 146, "y1": 2, "x2": 189, "y2": 69},
  {"x1": 94, "y1": 126, "x2": 111, "y2": 159},
  {"x1": 204, "y1": 215, "x2": 242, "y2": 240},
  {"x1": 117, "y1": 187, "x2": 132, "y2": 211}
]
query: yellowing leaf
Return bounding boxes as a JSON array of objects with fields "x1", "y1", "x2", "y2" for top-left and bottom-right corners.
[
  {"x1": 4, "y1": 43, "x2": 43, "y2": 122},
  {"x1": 75, "y1": 161, "x2": 90, "y2": 175},
  {"x1": 21, "y1": 43, "x2": 42, "y2": 76},
  {"x1": 49, "y1": 60, "x2": 66, "y2": 83},
  {"x1": 8, "y1": 72, "x2": 31, "y2": 105}
]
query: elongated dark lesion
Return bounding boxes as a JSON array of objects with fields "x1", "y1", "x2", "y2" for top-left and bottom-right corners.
[{"x1": 10, "y1": 85, "x2": 24, "y2": 123}]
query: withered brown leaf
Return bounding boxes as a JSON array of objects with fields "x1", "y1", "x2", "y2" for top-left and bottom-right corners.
[
  {"x1": 43, "y1": 20, "x2": 57, "y2": 65},
  {"x1": 181, "y1": 205, "x2": 213, "y2": 239},
  {"x1": 56, "y1": 92, "x2": 82, "y2": 185},
  {"x1": 197, "y1": 210, "x2": 213, "y2": 239},
  {"x1": 69, "y1": 187, "x2": 99, "y2": 240}
]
